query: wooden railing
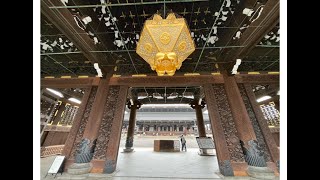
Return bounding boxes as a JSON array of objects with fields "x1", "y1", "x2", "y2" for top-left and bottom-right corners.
[{"x1": 40, "y1": 145, "x2": 64, "y2": 157}]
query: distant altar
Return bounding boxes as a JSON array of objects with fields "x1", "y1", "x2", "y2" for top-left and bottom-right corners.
[{"x1": 154, "y1": 140, "x2": 180, "y2": 152}]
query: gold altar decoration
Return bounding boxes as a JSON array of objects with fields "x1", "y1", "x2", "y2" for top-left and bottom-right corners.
[{"x1": 136, "y1": 13, "x2": 195, "y2": 76}]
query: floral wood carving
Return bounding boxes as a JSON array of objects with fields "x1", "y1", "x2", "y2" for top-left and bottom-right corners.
[
  {"x1": 213, "y1": 84, "x2": 245, "y2": 162},
  {"x1": 93, "y1": 86, "x2": 121, "y2": 159}
]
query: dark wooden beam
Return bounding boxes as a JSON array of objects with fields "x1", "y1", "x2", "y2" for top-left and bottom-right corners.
[
  {"x1": 109, "y1": 74, "x2": 278, "y2": 86},
  {"x1": 109, "y1": 75, "x2": 224, "y2": 87},
  {"x1": 223, "y1": 0, "x2": 279, "y2": 62},
  {"x1": 41, "y1": 77, "x2": 100, "y2": 88},
  {"x1": 216, "y1": 0, "x2": 259, "y2": 47},
  {"x1": 41, "y1": 0, "x2": 110, "y2": 74},
  {"x1": 237, "y1": 0, "x2": 279, "y2": 59},
  {"x1": 235, "y1": 74, "x2": 279, "y2": 83},
  {"x1": 41, "y1": 74, "x2": 278, "y2": 88}
]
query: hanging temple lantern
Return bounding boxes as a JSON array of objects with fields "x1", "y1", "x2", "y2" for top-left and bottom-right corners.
[{"x1": 136, "y1": 13, "x2": 195, "y2": 76}]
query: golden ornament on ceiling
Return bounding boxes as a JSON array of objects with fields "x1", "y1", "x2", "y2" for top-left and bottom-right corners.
[{"x1": 136, "y1": 13, "x2": 196, "y2": 76}]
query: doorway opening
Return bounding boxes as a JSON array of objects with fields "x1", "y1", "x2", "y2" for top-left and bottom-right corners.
[{"x1": 115, "y1": 86, "x2": 221, "y2": 179}]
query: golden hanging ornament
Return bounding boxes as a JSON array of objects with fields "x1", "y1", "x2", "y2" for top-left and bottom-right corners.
[{"x1": 136, "y1": 13, "x2": 195, "y2": 76}]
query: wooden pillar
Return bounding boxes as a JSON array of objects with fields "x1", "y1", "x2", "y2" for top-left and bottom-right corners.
[
  {"x1": 190, "y1": 100, "x2": 206, "y2": 137},
  {"x1": 203, "y1": 84, "x2": 234, "y2": 176},
  {"x1": 103, "y1": 86, "x2": 128, "y2": 173},
  {"x1": 62, "y1": 87, "x2": 93, "y2": 159},
  {"x1": 74, "y1": 79, "x2": 109, "y2": 163},
  {"x1": 124, "y1": 100, "x2": 141, "y2": 152},
  {"x1": 243, "y1": 84, "x2": 279, "y2": 164},
  {"x1": 90, "y1": 86, "x2": 128, "y2": 173},
  {"x1": 222, "y1": 72, "x2": 266, "y2": 167}
]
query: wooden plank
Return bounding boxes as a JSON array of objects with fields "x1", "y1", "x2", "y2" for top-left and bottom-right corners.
[
  {"x1": 41, "y1": 74, "x2": 278, "y2": 88},
  {"x1": 235, "y1": 74, "x2": 279, "y2": 83},
  {"x1": 109, "y1": 75, "x2": 224, "y2": 87},
  {"x1": 41, "y1": 77, "x2": 99, "y2": 88}
]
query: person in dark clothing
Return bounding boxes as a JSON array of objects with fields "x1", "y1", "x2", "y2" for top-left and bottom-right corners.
[{"x1": 180, "y1": 135, "x2": 187, "y2": 152}]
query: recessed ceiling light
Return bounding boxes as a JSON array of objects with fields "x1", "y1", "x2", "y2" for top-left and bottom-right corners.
[
  {"x1": 68, "y1": 98, "x2": 81, "y2": 104},
  {"x1": 46, "y1": 88, "x2": 64, "y2": 98},
  {"x1": 257, "y1": 96, "x2": 271, "y2": 103}
]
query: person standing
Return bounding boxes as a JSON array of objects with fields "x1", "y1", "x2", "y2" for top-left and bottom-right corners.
[{"x1": 180, "y1": 135, "x2": 187, "y2": 152}]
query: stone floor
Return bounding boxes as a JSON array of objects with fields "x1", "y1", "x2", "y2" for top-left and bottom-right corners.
[
  {"x1": 41, "y1": 148, "x2": 222, "y2": 180},
  {"x1": 40, "y1": 136, "x2": 279, "y2": 180},
  {"x1": 115, "y1": 148, "x2": 220, "y2": 179}
]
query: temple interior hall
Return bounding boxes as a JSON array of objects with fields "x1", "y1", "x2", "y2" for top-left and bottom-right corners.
[{"x1": 38, "y1": 0, "x2": 282, "y2": 179}]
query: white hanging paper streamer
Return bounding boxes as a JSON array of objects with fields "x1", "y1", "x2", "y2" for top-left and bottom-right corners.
[
  {"x1": 94, "y1": 63, "x2": 103, "y2": 77},
  {"x1": 231, "y1": 59, "x2": 241, "y2": 74}
]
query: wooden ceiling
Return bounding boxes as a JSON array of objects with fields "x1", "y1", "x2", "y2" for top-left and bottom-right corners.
[{"x1": 41, "y1": 0, "x2": 279, "y2": 77}]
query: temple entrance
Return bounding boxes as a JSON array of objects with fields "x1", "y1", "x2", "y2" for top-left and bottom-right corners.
[
  {"x1": 114, "y1": 86, "x2": 221, "y2": 178},
  {"x1": 40, "y1": 74, "x2": 280, "y2": 179},
  {"x1": 40, "y1": 0, "x2": 281, "y2": 177}
]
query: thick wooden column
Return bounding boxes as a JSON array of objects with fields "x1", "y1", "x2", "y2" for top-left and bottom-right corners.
[
  {"x1": 243, "y1": 84, "x2": 279, "y2": 164},
  {"x1": 223, "y1": 72, "x2": 266, "y2": 167},
  {"x1": 62, "y1": 87, "x2": 93, "y2": 159},
  {"x1": 190, "y1": 100, "x2": 206, "y2": 137},
  {"x1": 203, "y1": 84, "x2": 234, "y2": 176},
  {"x1": 90, "y1": 86, "x2": 128, "y2": 173},
  {"x1": 104, "y1": 86, "x2": 128, "y2": 173},
  {"x1": 74, "y1": 79, "x2": 109, "y2": 163},
  {"x1": 124, "y1": 101, "x2": 141, "y2": 152}
]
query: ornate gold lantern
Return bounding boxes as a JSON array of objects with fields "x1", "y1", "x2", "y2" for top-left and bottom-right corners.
[{"x1": 136, "y1": 13, "x2": 195, "y2": 76}]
